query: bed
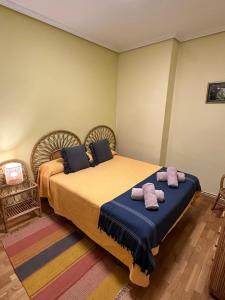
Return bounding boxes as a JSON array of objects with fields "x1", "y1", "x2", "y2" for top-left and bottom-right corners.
[{"x1": 31, "y1": 126, "x2": 200, "y2": 287}]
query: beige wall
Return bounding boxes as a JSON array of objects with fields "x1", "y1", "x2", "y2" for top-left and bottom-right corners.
[
  {"x1": 159, "y1": 40, "x2": 179, "y2": 165},
  {"x1": 116, "y1": 33, "x2": 225, "y2": 194},
  {"x1": 1, "y1": 5, "x2": 224, "y2": 194},
  {"x1": 116, "y1": 39, "x2": 177, "y2": 164},
  {"x1": 166, "y1": 32, "x2": 225, "y2": 194},
  {"x1": 0, "y1": 6, "x2": 118, "y2": 166}
]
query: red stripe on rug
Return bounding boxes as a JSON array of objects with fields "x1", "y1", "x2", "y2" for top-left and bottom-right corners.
[
  {"x1": 2, "y1": 217, "x2": 55, "y2": 247},
  {"x1": 31, "y1": 248, "x2": 105, "y2": 300},
  {"x1": 58, "y1": 256, "x2": 112, "y2": 300},
  {"x1": 5, "y1": 221, "x2": 73, "y2": 257}
]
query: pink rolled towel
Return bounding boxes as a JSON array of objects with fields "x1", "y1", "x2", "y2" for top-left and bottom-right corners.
[
  {"x1": 131, "y1": 188, "x2": 143, "y2": 200},
  {"x1": 156, "y1": 190, "x2": 165, "y2": 203},
  {"x1": 142, "y1": 183, "x2": 159, "y2": 210},
  {"x1": 131, "y1": 188, "x2": 165, "y2": 203},
  {"x1": 177, "y1": 172, "x2": 185, "y2": 182},
  {"x1": 167, "y1": 167, "x2": 178, "y2": 187},
  {"x1": 157, "y1": 171, "x2": 186, "y2": 182},
  {"x1": 156, "y1": 172, "x2": 167, "y2": 181}
]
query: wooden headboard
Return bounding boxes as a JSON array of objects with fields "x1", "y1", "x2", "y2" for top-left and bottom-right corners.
[
  {"x1": 84, "y1": 125, "x2": 116, "y2": 152},
  {"x1": 30, "y1": 130, "x2": 81, "y2": 180},
  {"x1": 30, "y1": 126, "x2": 116, "y2": 181}
]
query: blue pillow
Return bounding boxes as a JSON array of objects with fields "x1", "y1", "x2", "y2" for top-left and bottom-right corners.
[
  {"x1": 61, "y1": 145, "x2": 90, "y2": 174},
  {"x1": 89, "y1": 139, "x2": 113, "y2": 165}
]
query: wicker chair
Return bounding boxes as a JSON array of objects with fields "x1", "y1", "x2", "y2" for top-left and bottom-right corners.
[{"x1": 212, "y1": 174, "x2": 225, "y2": 210}]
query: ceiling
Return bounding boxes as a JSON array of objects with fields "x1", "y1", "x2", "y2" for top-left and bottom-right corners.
[{"x1": 1, "y1": 0, "x2": 225, "y2": 52}]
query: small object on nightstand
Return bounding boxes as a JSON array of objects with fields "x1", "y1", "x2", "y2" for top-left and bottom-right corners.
[
  {"x1": 0, "y1": 159, "x2": 42, "y2": 232},
  {"x1": 4, "y1": 162, "x2": 24, "y2": 185}
]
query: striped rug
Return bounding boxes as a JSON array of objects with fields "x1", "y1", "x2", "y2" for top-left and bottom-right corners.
[{"x1": 2, "y1": 215, "x2": 132, "y2": 300}]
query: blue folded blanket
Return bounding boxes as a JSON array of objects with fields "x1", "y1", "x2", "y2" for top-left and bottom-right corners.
[{"x1": 98, "y1": 168, "x2": 201, "y2": 275}]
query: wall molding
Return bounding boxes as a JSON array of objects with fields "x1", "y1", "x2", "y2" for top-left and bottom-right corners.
[
  {"x1": 1, "y1": 0, "x2": 225, "y2": 53},
  {"x1": 0, "y1": 0, "x2": 116, "y2": 53}
]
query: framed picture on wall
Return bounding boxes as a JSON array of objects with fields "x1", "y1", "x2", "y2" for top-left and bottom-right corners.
[{"x1": 206, "y1": 81, "x2": 225, "y2": 103}]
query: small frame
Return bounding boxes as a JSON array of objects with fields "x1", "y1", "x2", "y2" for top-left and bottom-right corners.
[{"x1": 206, "y1": 82, "x2": 225, "y2": 103}]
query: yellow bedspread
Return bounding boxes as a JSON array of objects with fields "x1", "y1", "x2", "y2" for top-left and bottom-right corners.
[{"x1": 38, "y1": 155, "x2": 162, "y2": 286}]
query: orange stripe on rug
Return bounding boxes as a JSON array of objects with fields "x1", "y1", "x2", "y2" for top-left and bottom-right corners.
[
  {"x1": 86, "y1": 260, "x2": 129, "y2": 300},
  {"x1": 2, "y1": 216, "x2": 132, "y2": 300},
  {"x1": 11, "y1": 226, "x2": 75, "y2": 268},
  {"x1": 32, "y1": 248, "x2": 105, "y2": 300},
  {"x1": 23, "y1": 238, "x2": 95, "y2": 295},
  {"x1": 57, "y1": 256, "x2": 114, "y2": 300},
  {"x1": 5, "y1": 219, "x2": 73, "y2": 257},
  {"x1": 2, "y1": 217, "x2": 56, "y2": 247}
]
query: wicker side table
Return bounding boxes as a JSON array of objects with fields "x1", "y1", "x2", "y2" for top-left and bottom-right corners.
[{"x1": 0, "y1": 160, "x2": 42, "y2": 232}]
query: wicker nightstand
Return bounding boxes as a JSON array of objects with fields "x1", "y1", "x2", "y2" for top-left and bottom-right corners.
[{"x1": 0, "y1": 159, "x2": 42, "y2": 232}]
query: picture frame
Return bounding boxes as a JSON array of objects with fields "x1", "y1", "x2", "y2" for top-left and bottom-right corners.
[{"x1": 206, "y1": 81, "x2": 225, "y2": 103}]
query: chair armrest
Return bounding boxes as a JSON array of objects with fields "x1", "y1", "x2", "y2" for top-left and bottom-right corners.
[{"x1": 220, "y1": 174, "x2": 225, "y2": 189}]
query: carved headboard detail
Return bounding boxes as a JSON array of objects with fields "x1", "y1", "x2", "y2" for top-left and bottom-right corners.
[
  {"x1": 84, "y1": 125, "x2": 116, "y2": 152},
  {"x1": 30, "y1": 130, "x2": 81, "y2": 180}
]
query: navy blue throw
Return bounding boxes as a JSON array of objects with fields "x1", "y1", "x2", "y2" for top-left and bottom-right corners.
[{"x1": 98, "y1": 168, "x2": 201, "y2": 275}]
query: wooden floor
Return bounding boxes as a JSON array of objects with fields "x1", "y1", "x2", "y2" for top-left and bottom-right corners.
[{"x1": 0, "y1": 194, "x2": 223, "y2": 300}]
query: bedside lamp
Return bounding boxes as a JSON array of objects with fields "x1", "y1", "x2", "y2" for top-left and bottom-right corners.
[{"x1": 4, "y1": 162, "x2": 24, "y2": 185}]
